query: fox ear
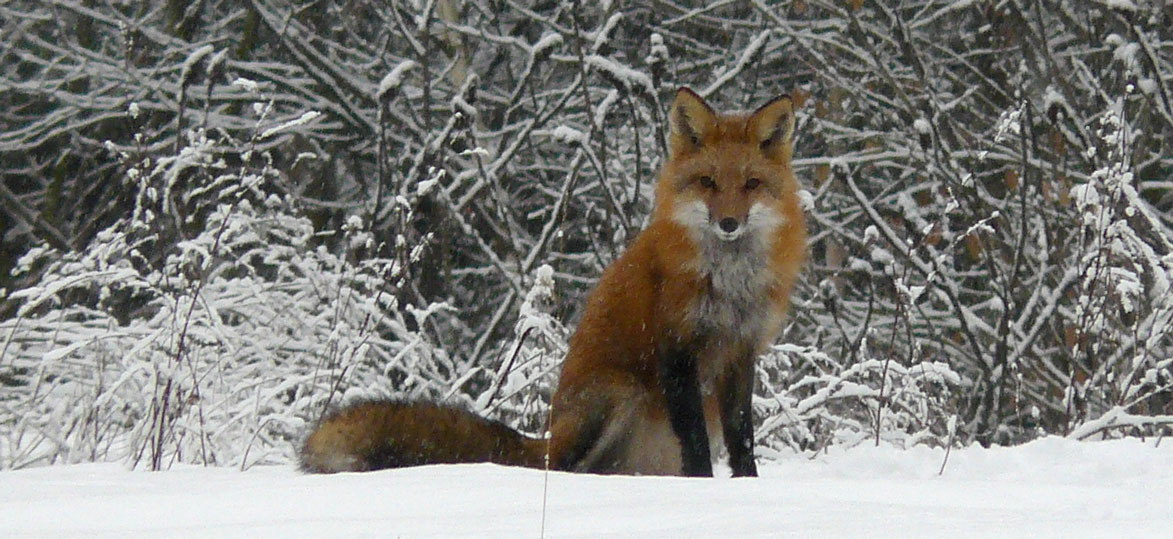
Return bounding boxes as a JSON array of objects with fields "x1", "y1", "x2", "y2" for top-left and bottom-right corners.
[
  {"x1": 669, "y1": 87, "x2": 717, "y2": 154},
  {"x1": 749, "y1": 94, "x2": 795, "y2": 156}
]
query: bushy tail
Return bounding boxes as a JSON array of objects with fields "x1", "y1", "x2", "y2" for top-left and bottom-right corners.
[{"x1": 299, "y1": 400, "x2": 547, "y2": 473}]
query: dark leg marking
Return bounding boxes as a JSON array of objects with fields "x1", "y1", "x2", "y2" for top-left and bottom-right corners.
[
  {"x1": 660, "y1": 347, "x2": 713, "y2": 477},
  {"x1": 721, "y1": 360, "x2": 758, "y2": 477}
]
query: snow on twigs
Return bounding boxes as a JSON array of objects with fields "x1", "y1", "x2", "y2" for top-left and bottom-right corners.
[
  {"x1": 0, "y1": 128, "x2": 448, "y2": 470},
  {"x1": 376, "y1": 61, "x2": 418, "y2": 100},
  {"x1": 5, "y1": 0, "x2": 1173, "y2": 472},
  {"x1": 585, "y1": 55, "x2": 654, "y2": 95},
  {"x1": 259, "y1": 111, "x2": 321, "y2": 139},
  {"x1": 179, "y1": 45, "x2": 215, "y2": 87},
  {"x1": 1069, "y1": 406, "x2": 1173, "y2": 440}
]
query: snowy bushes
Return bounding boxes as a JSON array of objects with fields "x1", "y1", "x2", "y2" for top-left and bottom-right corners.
[
  {"x1": 785, "y1": 1, "x2": 1173, "y2": 446},
  {"x1": 756, "y1": 344, "x2": 960, "y2": 454},
  {"x1": 0, "y1": 128, "x2": 460, "y2": 469},
  {"x1": 1063, "y1": 106, "x2": 1173, "y2": 438},
  {"x1": 3, "y1": 1, "x2": 1173, "y2": 468}
]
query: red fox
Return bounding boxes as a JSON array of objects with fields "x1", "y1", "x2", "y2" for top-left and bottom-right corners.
[{"x1": 300, "y1": 88, "x2": 806, "y2": 477}]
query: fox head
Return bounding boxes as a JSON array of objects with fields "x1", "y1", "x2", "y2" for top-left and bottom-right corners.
[{"x1": 654, "y1": 88, "x2": 800, "y2": 249}]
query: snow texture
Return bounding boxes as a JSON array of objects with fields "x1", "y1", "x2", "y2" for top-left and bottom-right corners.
[
  {"x1": 179, "y1": 45, "x2": 215, "y2": 87},
  {"x1": 1096, "y1": 0, "x2": 1138, "y2": 11},
  {"x1": 584, "y1": 55, "x2": 655, "y2": 95},
  {"x1": 260, "y1": 111, "x2": 322, "y2": 139},
  {"x1": 376, "y1": 61, "x2": 418, "y2": 100},
  {"x1": 1, "y1": 437, "x2": 1169, "y2": 537}
]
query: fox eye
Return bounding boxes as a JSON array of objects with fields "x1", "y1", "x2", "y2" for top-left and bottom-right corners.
[
  {"x1": 698, "y1": 176, "x2": 717, "y2": 190},
  {"x1": 746, "y1": 177, "x2": 762, "y2": 190}
]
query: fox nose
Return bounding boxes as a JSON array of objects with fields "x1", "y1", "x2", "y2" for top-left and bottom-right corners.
[{"x1": 718, "y1": 218, "x2": 739, "y2": 233}]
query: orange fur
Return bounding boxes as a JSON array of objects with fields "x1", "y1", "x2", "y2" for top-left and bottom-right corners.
[
  {"x1": 299, "y1": 400, "x2": 546, "y2": 473},
  {"x1": 299, "y1": 88, "x2": 806, "y2": 476},
  {"x1": 549, "y1": 89, "x2": 805, "y2": 475}
]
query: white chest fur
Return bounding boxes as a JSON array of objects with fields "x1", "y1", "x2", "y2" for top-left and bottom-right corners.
[
  {"x1": 673, "y1": 200, "x2": 786, "y2": 346},
  {"x1": 689, "y1": 234, "x2": 777, "y2": 345}
]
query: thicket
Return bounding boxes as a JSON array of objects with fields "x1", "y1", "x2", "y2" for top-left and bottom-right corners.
[{"x1": 2, "y1": 0, "x2": 1171, "y2": 469}]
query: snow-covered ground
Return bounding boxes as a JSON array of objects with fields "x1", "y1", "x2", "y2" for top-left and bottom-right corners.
[{"x1": 2, "y1": 436, "x2": 1170, "y2": 538}]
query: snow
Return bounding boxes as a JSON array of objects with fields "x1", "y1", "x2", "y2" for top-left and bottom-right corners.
[
  {"x1": 584, "y1": 55, "x2": 655, "y2": 96},
  {"x1": 645, "y1": 32, "x2": 668, "y2": 66},
  {"x1": 993, "y1": 107, "x2": 1022, "y2": 143},
  {"x1": 180, "y1": 45, "x2": 215, "y2": 86},
  {"x1": 259, "y1": 111, "x2": 322, "y2": 139},
  {"x1": 701, "y1": 30, "x2": 771, "y2": 99},
  {"x1": 2, "y1": 437, "x2": 1170, "y2": 537},
  {"x1": 915, "y1": 0, "x2": 979, "y2": 28},
  {"x1": 1096, "y1": 0, "x2": 1137, "y2": 11},
  {"x1": 376, "y1": 61, "x2": 418, "y2": 100},
  {"x1": 232, "y1": 78, "x2": 260, "y2": 92},
  {"x1": 550, "y1": 125, "x2": 587, "y2": 145},
  {"x1": 1138, "y1": 78, "x2": 1157, "y2": 95},
  {"x1": 913, "y1": 117, "x2": 931, "y2": 135},
  {"x1": 532, "y1": 33, "x2": 563, "y2": 55},
  {"x1": 591, "y1": 13, "x2": 623, "y2": 52},
  {"x1": 796, "y1": 189, "x2": 814, "y2": 212}
]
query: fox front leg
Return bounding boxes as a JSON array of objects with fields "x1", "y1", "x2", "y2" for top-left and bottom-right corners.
[
  {"x1": 660, "y1": 347, "x2": 714, "y2": 477},
  {"x1": 720, "y1": 358, "x2": 758, "y2": 477}
]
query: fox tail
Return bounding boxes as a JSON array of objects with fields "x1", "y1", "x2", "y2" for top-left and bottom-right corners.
[{"x1": 298, "y1": 399, "x2": 547, "y2": 473}]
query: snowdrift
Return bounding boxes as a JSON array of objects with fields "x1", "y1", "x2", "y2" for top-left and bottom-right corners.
[{"x1": 3, "y1": 436, "x2": 1170, "y2": 538}]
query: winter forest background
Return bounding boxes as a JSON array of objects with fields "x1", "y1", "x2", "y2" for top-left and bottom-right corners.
[{"x1": 1, "y1": 0, "x2": 1172, "y2": 471}]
